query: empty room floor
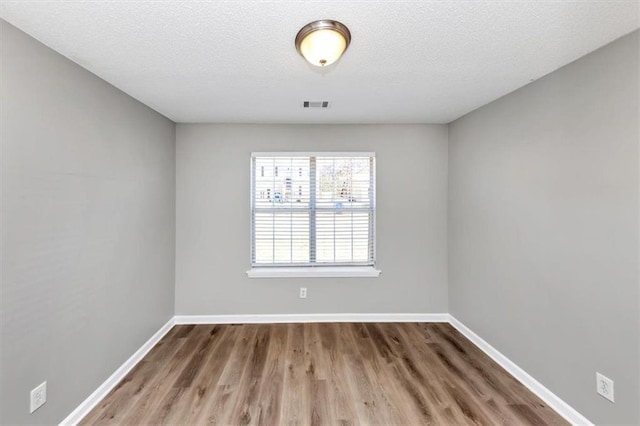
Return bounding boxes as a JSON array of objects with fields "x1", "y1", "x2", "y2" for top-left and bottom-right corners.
[{"x1": 80, "y1": 322, "x2": 566, "y2": 425}]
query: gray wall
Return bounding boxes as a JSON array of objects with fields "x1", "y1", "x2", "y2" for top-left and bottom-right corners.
[
  {"x1": 0, "y1": 20, "x2": 176, "y2": 424},
  {"x1": 176, "y1": 124, "x2": 448, "y2": 315},
  {"x1": 448, "y1": 31, "x2": 639, "y2": 425}
]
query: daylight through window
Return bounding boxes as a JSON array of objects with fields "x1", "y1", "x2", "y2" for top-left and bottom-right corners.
[{"x1": 251, "y1": 153, "x2": 375, "y2": 267}]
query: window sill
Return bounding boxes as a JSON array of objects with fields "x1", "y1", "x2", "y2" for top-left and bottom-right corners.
[{"x1": 246, "y1": 266, "x2": 382, "y2": 278}]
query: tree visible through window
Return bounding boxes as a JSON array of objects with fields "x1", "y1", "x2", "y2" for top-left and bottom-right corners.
[{"x1": 251, "y1": 153, "x2": 375, "y2": 267}]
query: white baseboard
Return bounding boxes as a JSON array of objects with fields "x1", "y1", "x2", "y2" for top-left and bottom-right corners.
[
  {"x1": 59, "y1": 317, "x2": 176, "y2": 426},
  {"x1": 448, "y1": 315, "x2": 592, "y2": 426},
  {"x1": 173, "y1": 313, "x2": 449, "y2": 324}
]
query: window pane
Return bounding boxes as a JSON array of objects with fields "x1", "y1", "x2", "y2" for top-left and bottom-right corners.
[
  {"x1": 316, "y1": 157, "x2": 372, "y2": 209},
  {"x1": 314, "y1": 210, "x2": 372, "y2": 264},
  {"x1": 253, "y1": 211, "x2": 309, "y2": 264},
  {"x1": 254, "y1": 157, "x2": 310, "y2": 209}
]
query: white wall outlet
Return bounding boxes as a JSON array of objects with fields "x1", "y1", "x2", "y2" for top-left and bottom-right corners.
[
  {"x1": 30, "y1": 381, "x2": 47, "y2": 413},
  {"x1": 299, "y1": 287, "x2": 307, "y2": 298},
  {"x1": 596, "y1": 372, "x2": 614, "y2": 403}
]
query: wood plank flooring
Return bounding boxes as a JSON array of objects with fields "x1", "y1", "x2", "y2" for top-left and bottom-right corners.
[{"x1": 81, "y1": 323, "x2": 567, "y2": 425}]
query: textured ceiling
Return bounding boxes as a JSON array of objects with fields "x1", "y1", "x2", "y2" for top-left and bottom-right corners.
[{"x1": 1, "y1": 1, "x2": 638, "y2": 123}]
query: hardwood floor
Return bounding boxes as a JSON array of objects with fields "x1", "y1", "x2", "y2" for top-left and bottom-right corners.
[{"x1": 81, "y1": 323, "x2": 567, "y2": 425}]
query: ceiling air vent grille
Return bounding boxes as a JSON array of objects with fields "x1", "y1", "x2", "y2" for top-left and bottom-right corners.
[{"x1": 303, "y1": 101, "x2": 330, "y2": 109}]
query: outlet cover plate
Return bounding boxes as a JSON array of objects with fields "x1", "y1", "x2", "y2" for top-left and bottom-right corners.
[
  {"x1": 596, "y1": 372, "x2": 614, "y2": 403},
  {"x1": 30, "y1": 381, "x2": 47, "y2": 413},
  {"x1": 300, "y1": 287, "x2": 307, "y2": 298}
]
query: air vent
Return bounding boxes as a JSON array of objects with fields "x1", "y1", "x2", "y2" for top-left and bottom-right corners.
[{"x1": 303, "y1": 101, "x2": 330, "y2": 109}]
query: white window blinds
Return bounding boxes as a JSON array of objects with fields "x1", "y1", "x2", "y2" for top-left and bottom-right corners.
[{"x1": 251, "y1": 153, "x2": 375, "y2": 267}]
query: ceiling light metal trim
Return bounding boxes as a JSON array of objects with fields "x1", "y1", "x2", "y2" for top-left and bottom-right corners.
[{"x1": 295, "y1": 20, "x2": 351, "y2": 67}]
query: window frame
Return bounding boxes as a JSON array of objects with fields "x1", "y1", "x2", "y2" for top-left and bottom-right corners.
[{"x1": 247, "y1": 152, "x2": 381, "y2": 278}]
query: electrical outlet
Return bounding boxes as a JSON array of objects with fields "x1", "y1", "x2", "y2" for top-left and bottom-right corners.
[
  {"x1": 30, "y1": 381, "x2": 47, "y2": 413},
  {"x1": 596, "y1": 373, "x2": 614, "y2": 403},
  {"x1": 299, "y1": 287, "x2": 307, "y2": 298}
]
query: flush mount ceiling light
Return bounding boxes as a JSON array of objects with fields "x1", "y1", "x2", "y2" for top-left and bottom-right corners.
[{"x1": 295, "y1": 20, "x2": 351, "y2": 67}]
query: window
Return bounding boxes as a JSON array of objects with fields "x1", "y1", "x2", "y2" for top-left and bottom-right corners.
[{"x1": 250, "y1": 152, "x2": 378, "y2": 276}]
